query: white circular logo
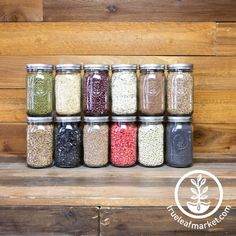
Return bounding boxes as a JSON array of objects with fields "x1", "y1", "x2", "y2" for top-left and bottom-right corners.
[{"x1": 175, "y1": 170, "x2": 223, "y2": 219}]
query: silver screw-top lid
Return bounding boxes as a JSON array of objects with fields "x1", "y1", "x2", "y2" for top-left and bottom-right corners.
[
  {"x1": 112, "y1": 116, "x2": 136, "y2": 122},
  {"x1": 84, "y1": 116, "x2": 109, "y2": 123},
  {"x1": 56, "y1": 64, "x2": 81, "y2": 71},
  {"x1": 167, "y1": 64, "x2": 193, "y2": 71},
  {"x1": 112, "y1": 64, "x2": 137, "y2": 70},
  {"x1": 84, "y1": 64, "x2": 109, "y2": 71},
  {"x1": 139, "y1": 64, "x2": 165, "y2": 71},
  {"x1": 27, "y1": 117, "x2": 53, "y2": 123},
  {"x1": 139, "y1": 116, "x2": 164, "y2": 122},
  {"x1": 55, "y1": 116, "x2": 81, "y2": 122},
  {"x1": 26, "y1": 64, "x2": 54, "y2": 71},
  {"x1": 167, "y1": 116, "x2": 192, "y2": 122}
]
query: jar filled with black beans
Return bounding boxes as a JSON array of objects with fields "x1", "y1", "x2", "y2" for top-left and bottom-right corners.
[
  {"x1": 83, "y1": 64, "x2": 110, "y2": 116},
  {"x1": 54, "y1": 116, "x2": 83, "y2": 168},
  {"x1": 166, "y1": 116, "x2": 193, "y2": 168}
]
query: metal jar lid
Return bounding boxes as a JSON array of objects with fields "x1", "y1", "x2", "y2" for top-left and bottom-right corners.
[
  {"x1": 167, "y1": 116, "x2": 192, "y2": 122},
  {"x1": 112, "y1": 116, "x2": 136, "y2": 122},
  {"x1": 56, "y1": 64, "x2": 81, "y2": 71},
  {"x1": 167, "y1": 64, "x2": 193, "y2": 71},
  {"x1": 112, "y1": 64, "x2": 137, "y2": 70},
  {"x1": 139, "y1": 116, "x2": 164, "y2": 123},
  {"x1": 84, "y1": 116, "x2": 109, "y2": 123},
  {"x1": 84, "y1": 64, "x2": 109, "y2": 71},
  {"x1": 27, "y1": 116, "x2": 53, "y2": 123},
  {"x1": 139, "y1": 64, "x2": 165, "y2": 71},
  {"x1": 26, "y1": 64, "x2": 54, "y2": 72},
  {"x1": 55, "y1": 116, "x2": 81, "y2": 122}
]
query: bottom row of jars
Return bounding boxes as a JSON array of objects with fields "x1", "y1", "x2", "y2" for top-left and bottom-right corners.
[{"x1": 27, "y1": 116, "x2": 193, "y2": 168}]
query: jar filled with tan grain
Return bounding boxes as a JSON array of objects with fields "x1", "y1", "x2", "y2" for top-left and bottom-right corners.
[
  {"x1": 27, "y1": 117, "x2": 53, "y2": 168},
  {"x1": 167, "y1": 64, "x2": 193, "y2": 115},
  {"x1": 139, "y1": 64, "x2": 165, "y2": 115}
]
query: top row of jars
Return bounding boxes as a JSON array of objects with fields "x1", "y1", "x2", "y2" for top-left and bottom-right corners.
[{"x1": 26, "y1": 63, "x2": 193, "y2": 117}]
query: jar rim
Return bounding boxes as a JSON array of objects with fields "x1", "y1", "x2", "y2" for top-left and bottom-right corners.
[
  {"x1": 112, "y1": 116, "x2": 136, "y2": 122},
  {"x1": 84, "y1": 64, "x2": 109, "y2": 70},
  {"x1": 112, "y1": 64, "x2": 137, "y2": 70},
  {"x1": 139, "y1": 64, "x2": 165, "y2": 70},
  {"x1": 55, "y1": 116, "x2": 81, "y2": 122},
  {"x1": 84, "y1": 116, "x2": 109, "y2": 123},
  {"x1": 26, "y1": 64, "x2": 54, "y2": 71},
  {"x1": 167, "y1": 116, "x2": 192, "y2": 122},
  {"x1": 139, "y1": 116, "x2": 164, "y2": 122},
  {"x1": 167, "y1": 64, "x2": 193, "y2": 71},
  {"x1": 56, "y1": 64, "x2": 81, "y2": 71},
  {"x1": 27, "y1": 116, "x2": 53, "y2": 123}
]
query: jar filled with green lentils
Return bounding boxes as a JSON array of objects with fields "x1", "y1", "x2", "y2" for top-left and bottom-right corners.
[{"x1": 26, "y1": 64, "x2": 54, "y2": 116}]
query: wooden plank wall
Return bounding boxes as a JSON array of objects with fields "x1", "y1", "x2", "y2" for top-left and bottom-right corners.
[{"x1": 0, "y1": 1, "x2": 235, "y2": 158}]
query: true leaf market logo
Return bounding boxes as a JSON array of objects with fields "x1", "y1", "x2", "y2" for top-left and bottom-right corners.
[{"x1": 167, "y1": 170, "x2": 231, "y2": 230}]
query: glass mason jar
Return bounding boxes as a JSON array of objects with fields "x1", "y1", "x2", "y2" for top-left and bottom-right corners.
[
  {"x1": 111, "y1": 64, "x2": 138, "y2": 115},
  {"x1": 166, "y1": 116, "x2": 193, "y2": 167},
  {"x1": 83, "y1": 64, "x2": 110, "y2": 116},
  {"x1": 167, "y1": 64, "x2": 193, "y2": 115},
  {"x1": 27, "y1": 117, "x2": 53, "y2": 168},
  {"x1": 26, "y1": 64, "x2": 54, "y2": 116},
  {"x1": 139, "y1": 64, "x2": 165, "y2": 115},
  {"x1": 111, "y1": 116, "x2": 137, "y2": 167},
  {"x1": 55, "y1": 64, "x2": 82, "y2": 116},
  {"x1": 138, "y1": 116, "x2": 164, "y2": 167},
  {"x1": 83, "y1": 116, "x2": 109, "y2": 167},
  {"x1": 54, "y1": 116, "x2": 82, "y2": 168}
]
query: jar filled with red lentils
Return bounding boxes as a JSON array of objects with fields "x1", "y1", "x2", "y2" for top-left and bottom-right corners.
[
  {"x1": 83, "y1": 64, "x2": 110, "y2": 116},
  {"x1": 111, "y1": 116, "x2": 137, "y2": 167}
]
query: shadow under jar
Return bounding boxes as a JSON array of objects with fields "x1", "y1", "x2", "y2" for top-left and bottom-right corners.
[
  {"x1": 166, "y1": 116, "x2": 193, "y2": 168},
  {"x1": 27, "y1": 117, "x2": 53, "y2": 168},
  {"x1": 138, "y1": 116, "x2": 164, "y2": 167},
  {"x1": 26, "y1": 64, "x2": 53, "y2": 116},
  {"x1": 54, "y1": 116, "x2": 82, "y2": 168},
  {"x1": 55, "y1": 64, "x2": 82, "y2": 116},
  {"x1": 111, "y1": 116, "x2": 137, "y2": 167},
  {"x1": 139, "y1": 64, "x2": 165, "y2": 115},
  {"x1": 83, "y1": 116, "x2": 109, "y2": 167},
  {"x1": 167, "y1": 64, "x2": 193, "y2": 115},
  {"x1": 83, "y1": 64, "x2": 109, "y2": 116},
  {"x1": 111, "y1": 64, "x2": 138, "y2": 115}
]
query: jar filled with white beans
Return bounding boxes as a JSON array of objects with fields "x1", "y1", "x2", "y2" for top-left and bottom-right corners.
[
  {"x1": 111, "y1": 64, "x2": 138, "y2": 115},
  {"x1": 138, "y1": 116, "x2": 164, "y2": 167}
]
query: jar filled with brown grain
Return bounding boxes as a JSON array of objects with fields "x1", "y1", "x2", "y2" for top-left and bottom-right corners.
[
  {"x1": 167, "y1": 64, "x2": 193, "y2": 115},
  {"x1": 27, "y1": 117, "x2": 53, "y2": 168},
  {"x1": 83, "y1": 116, "x2": 109, "y2": 167},
  {"x1": 139, "y1": 64, "x2": 165, "y2": 115}
]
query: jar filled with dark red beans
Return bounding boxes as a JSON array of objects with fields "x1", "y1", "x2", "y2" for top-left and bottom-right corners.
[
  {"x1": 83, "y1": 64, "x2": 110, "y2": 116},
  {"x1": 111, "y1": 116, "x2": 137, "y2": 167}
]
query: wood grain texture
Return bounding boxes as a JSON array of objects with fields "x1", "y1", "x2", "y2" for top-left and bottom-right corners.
[
  {"x1": 43, "y1": 0, "x2": 236, "y2": 22},
  {"x1": 0, "y1": 22, "x2": 215, "y2": 56},
  {"x1": 100, "y1": 207, "x2": 235, "y2": 235},
  {"x1": 1, "y1": 123, "x2": 236, "y2": 155},
  {"x1": 1, "y1": 56, "x2": 236, "y2": 89},
  {"x1": 0, "y1": 157, "x2": 235, "y2": 206},
  {"x1": 0, "y1": 206, "x2": 98, "y2": 235},
  {"x1": 216, "y1": 23, "x2": 236, "y2": 56},
  {"x1": 0, "y1": 0, "x2": 42, "y2": 21}
]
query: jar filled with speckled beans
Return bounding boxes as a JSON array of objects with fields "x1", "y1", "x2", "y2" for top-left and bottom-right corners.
[
  {"x1": 111, "y1": 116, "x2": 137, "y2": 167},
  {"x1": 83, "y1": 64, "x2": 110, "y2": 116},
  {"x1": 139, "y1": 64, "x2": 165, "y2": 115},
  {"x1": 166, "y1": 116, "x2": 193, "y2": 168},
  {"x1": 83, "y1": 116, "x2": 109, "y2": 167},
  {"x1": 54, "y1": 116, "x2": 82, "y2": 168},
  {"x1": 55, "y1": 64, "x2": 82, "y2": 116},
  {"x1": 26, "y1": 64, "x2": 54, "y2": 116},
  {"x1": 167, "y1": 64, "x2": 193, "y2": 115},
  {"x1": 111, "y1": 64, "x2": 138, "y2": 115},
  {"x1": 138, "y1": 116, "x2": 164, "y2": 167},
  {"x1": 27, "y1": 117, "x2": 53, "y2": 168}
]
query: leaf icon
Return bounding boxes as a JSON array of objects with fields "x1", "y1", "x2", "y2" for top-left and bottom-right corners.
[
  {"x1": 191, "y1": 179, "x2": 197, "y2": 186},
  {"x1": 201, "y1": 186, "x2": 208, "y2": 194},
  {"x1": 201, "y1": 195, "x2": 208, "y2": 200},
  {"x1": 200, "y1": 178, "x2": 206, "y2": 186},
  {"x1": 197, "y1": 174, "x2": 202, "y2": 184},
  {"x1": 191, "y1": 195, "x2": 198, "y2": 200},
  {"x1": 191, "y1": 187, "x2": 198, "y2": 195}
]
